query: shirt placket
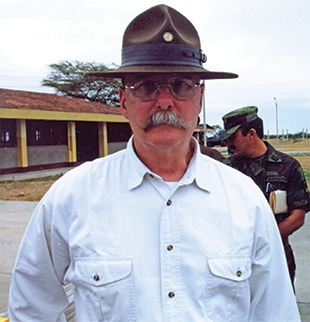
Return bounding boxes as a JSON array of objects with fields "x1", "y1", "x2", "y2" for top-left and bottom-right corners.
[{"x1": 160, "y1": 191, "x2": 182, "y2": 322}]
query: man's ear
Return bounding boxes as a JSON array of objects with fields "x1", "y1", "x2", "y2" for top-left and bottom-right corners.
[
  {"x1": 118, "y1": 87, "x2": 129, "y2": 120},
  {"x1": 248, "y1": 128, "x2": 257, "y2": 139}
]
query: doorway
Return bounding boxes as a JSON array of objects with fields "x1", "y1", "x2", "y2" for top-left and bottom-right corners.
[{"x1": 76, "y1": 122, "x2": 99, "y2": 162}]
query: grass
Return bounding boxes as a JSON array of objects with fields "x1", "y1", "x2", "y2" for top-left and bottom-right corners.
[{"x1": 303, "y1": 169, "x2": 310, "y2": 183}]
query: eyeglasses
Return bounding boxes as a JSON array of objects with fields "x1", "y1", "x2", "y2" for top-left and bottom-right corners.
[{"x1": 123, "y1": 79, "x2": 201, "y2": 101}]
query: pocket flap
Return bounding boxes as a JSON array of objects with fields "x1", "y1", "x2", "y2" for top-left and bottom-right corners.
[
  {"x1": 75, "y1": 258, "x2": 132, "y2": 286},
  {"x1": 208, "y1": 256, "x2": 251, "y2": 281}
]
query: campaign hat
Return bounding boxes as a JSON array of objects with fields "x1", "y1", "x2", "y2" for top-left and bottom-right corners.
[{"x1": 87, "y1": 4, "x2": 238, "y2": 79}]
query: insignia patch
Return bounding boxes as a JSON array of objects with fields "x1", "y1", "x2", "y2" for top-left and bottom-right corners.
[{"x1": 163, "y1": 32, "x2": 174, "y2": 42}]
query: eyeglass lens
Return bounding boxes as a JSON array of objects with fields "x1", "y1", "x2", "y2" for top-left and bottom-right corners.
[{"x1": 133, "y1": 79, "x2": 197, "y2": 101}]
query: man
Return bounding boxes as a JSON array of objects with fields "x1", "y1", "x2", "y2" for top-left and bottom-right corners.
[
  {"x1": 221, "y1": 105, "x2": 310, "y2": 287},
  {"x1": 9, "y1": 5, "x2": 300, "y2": 321}
]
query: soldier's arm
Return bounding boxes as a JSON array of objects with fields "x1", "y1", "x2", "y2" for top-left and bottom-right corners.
[{"x1": 278, "y1": 209, "x2": 306, "y2": 239}]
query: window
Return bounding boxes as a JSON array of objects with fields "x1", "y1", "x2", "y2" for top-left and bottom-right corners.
[
  {"x1": 27, "y1": 120, "x2": 67, "y2": 146},
  {"x1": 0, "y1": 119, "x2": 17, "y2": 148}
]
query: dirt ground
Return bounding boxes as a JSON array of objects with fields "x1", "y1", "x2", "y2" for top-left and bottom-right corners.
[
  {"x1": 0, "y1": 176, "x2": 61, "y2": 201},
  {"x1": 267, "y1": 138, "x2": 310, "y2": 171},
  {"x1": 0, "y1": 139, "x2": 309, "y2": 201}
]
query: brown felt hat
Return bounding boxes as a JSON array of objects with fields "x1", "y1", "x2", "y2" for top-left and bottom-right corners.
[{"x1": 87, "y1": 4, "x2": 238, "y2": 79}]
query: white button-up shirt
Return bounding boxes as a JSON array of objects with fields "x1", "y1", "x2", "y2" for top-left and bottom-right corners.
[{"x1": 9, "y1": 137, "x2": 300, "y2": 322}]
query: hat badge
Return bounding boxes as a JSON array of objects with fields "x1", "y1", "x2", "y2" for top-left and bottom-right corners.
[{"x1": 163, "y1": 32, "x2": 174, "y2": 42}]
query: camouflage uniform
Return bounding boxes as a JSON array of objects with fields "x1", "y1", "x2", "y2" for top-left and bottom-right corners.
[
  {"x1": 200, "y1": 145, "x2": 225, "y2": 162},
  {"x1": 221, "y1": 106, "x2": 310, "y2": 285}
]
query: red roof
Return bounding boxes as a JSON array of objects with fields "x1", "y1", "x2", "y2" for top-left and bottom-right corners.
[{"x1": 0, "y1": 88, "x2": 122, "y2": 115}]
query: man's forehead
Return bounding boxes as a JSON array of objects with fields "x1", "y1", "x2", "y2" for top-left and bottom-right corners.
[{"x1": 122, "y1": 73, "x2": 202, "y2": 84}]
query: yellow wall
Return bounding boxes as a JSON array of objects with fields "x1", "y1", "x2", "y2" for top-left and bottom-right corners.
[
  {"x1": 16, "y1": 119, "x2": 28, "y2": 167},
  {"x1": 0, "y1": 108, "x2": 128, "y2": 123},
  {"x1": 1, "y1": 108, "x2": 129, "y2": 169},
  {"x1": 67, "y1": 122, "x2": 77, "y2": 162},
  {"x1": 98, "y1": 122, "x2": 108, "y2": 157}
]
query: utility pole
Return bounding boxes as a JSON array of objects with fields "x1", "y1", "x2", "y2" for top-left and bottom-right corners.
[
  {"x1": 202, "y1": 81, "x2": 207, "y2": 146},
  {"x1": 274, "y1": 97, "x2": 279, "y2": 144}
]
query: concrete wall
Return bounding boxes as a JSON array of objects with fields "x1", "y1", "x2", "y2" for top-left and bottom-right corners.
[
  {"x1": 0, "y1": 147, "x2": 18, "y2": 169},
  {"x1": 28, "y1": 145, "x2": 68, "y2": 166},
  {"x1": 0, "y1": 143, "x2": 128, "y2": 171},
  {"x1": 108, "y1": 142, "x2": 127, "y2": 155}
]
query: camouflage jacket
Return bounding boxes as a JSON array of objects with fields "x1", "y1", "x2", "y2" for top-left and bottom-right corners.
[
  {"x1": 200, "y1": 145, "x2": 225, "y2": 162},
  {"x1": 223, "y1": 142, "x2": 310, "y2": 219}
]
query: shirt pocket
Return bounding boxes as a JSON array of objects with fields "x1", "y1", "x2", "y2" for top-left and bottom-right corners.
[
  {"x1": 206, "y1": 256, "x2": 251, "y2": 322},
  {"x1": 266, "y1": 175, "x2": 288, "y2": 192},
  {"x1": 75, "y1": 258, "x2": 136, "y2": 322}
]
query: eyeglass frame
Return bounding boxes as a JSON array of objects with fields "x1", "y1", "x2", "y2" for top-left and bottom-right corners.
[{"x1": 122, "y1": 78, "x2": 203, "y2": 101}]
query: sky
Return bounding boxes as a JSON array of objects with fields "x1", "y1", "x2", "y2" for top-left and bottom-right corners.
[{"x1": 0, "y1": 0, "x2": 309, "y2": 134}]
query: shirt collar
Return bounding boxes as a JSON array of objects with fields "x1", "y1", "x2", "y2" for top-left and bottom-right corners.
[
  {"x1": 125, "y1": 136, "x2": 211, "y2": 192},
  {"x1": 187, "y1": 139, "x2": 212, "y2": 192},
  {"x1": 264, "y1": 141, "x2": 282, "y2": 163},
  {"x1": 126, "y1": 136, "x2": 150, "y2": 190}
]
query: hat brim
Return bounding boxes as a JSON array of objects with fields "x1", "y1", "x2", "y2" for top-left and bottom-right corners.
[
  {"x1": 86, "y1": 65, "x2": 238, "y2": 79},
  {"x1": 219, "y1": 124, "x2": 242, "y2": 141}
]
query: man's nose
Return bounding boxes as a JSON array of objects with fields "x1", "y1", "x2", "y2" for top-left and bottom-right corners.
[{"x1": 156, "y1": 86, "x2": 173, "y2": 110}]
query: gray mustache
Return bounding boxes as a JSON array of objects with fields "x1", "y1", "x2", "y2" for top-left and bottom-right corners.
[{"x1": 142, "y1": 110, "x2": 191, "y2": 132}]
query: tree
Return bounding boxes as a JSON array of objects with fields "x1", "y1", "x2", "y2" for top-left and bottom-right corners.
[
  {"x1": 212, "y1": 125, "x2": 224, "y2": 136},
  {"x1": 42, "y1": 60, "x2": 121, "y2": 106}
]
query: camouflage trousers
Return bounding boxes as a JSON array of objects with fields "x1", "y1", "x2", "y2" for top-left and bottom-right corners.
[{"x1": 283, "y1": 238, "x2": 296, "y2": 292}]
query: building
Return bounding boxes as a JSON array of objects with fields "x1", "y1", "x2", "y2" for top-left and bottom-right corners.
[
  {"x1": 194, "y1": 122, "x2": 215, "y2": 143},
  {"x1": 0, "y1": 88, "x2": 131, "y2": 174}
]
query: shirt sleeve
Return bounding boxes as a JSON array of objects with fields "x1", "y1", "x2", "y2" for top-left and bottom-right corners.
[
  {"x1": 8, "y1": 196, "x2": 70, "y2": 322},
  {"x1": 248, "y1": 200, "x2": 301, "y2": 321},
  {"x1": 287, "y1": 162, "x2": 310, "y2": 212}
]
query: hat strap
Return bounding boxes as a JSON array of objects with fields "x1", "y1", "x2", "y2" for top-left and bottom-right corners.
[{"x1": 121, "y1": 44, "x2": 207, "y2": 67}]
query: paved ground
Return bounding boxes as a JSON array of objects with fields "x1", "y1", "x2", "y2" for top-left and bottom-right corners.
[
  {"x1": 1, "y1": 199, "x2": 309, "y2": 321},
  {"x1": 0, "y1": 201, "x2": 37, "y2": 317},
  {"x1": 0, "y1": 167, "x2": 73, "y2": 182}
]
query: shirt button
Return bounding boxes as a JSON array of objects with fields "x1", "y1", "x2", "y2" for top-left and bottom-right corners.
[
  {"x1": 168, "y1": 291, "x2": 175, "y2": 298},
  {"x1": 93, "y1": 274, "x2": 100, "y2": 281},
  {"x1": 167, "y1": 245, "x2": 173, "y2": 251},
  {"x1": 236, "y1": 270, "x2": 242, "y2": 277},
  {"x1": 166, "y1": 199, "x2": 172, "y2": 206}
]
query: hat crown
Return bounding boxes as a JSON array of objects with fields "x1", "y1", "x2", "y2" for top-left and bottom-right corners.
[
  {"x1": 123, "y1": 4, "x2": 200, "y2": 48},
  {"x1": 223, "y1": 106, "x2": 258, "y2": 130},
  {"x1": 85, "y1": 4, "x2": 238, "y2": 79}
]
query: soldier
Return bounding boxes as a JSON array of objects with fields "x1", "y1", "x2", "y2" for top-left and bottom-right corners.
[{"x1": 221, "y1": 106, "x2": 310, "y2": 287}]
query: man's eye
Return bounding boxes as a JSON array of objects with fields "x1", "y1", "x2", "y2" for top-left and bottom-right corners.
[{"x1": 140, "y1": 81, "x2": 157, "y2": 93}]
